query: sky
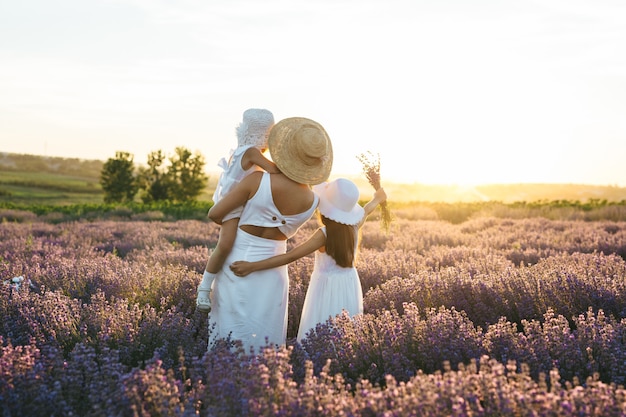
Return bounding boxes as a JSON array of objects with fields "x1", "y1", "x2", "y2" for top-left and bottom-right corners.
[{"x1": 1, "y1": 0, "x2": 625, "y2": 186}]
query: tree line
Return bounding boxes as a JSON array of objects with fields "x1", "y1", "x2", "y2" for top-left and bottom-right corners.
[{"x1": 99, "y1": 147, "x2": 208, "y2": 203}]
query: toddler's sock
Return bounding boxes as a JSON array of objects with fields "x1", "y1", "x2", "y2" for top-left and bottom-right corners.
[
  {"x1": 196, "y1": 271, "x2": 215, "y2": 312},
  {"x1": 198, "y1": 271, "x2": 215, "y2": 291}
]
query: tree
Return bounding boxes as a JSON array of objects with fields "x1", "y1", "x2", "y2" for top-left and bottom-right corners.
[
  {"x1": 137, "y1": 150, "x2": 171, "y2": 203},
  {"x1": 167, "y1": 147, "x2": 208, "y2": 202},
  {"x1": 100, "y1": 151, "x2": 138, "y2": 203},
  {"x1": 136, "y1": 147, "x2": 208, "y2": 203}
]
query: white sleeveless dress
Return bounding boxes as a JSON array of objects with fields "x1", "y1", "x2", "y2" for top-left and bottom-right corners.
[
  {"x1": 297, "y1": 227, "x2": 363, "y2": 341},
  {"x1": 209, "y1": 173, "x2": 318, "y2": 352}
]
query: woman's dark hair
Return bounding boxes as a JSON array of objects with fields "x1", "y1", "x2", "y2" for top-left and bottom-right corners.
[{"x1": 320, "y1": 214, "x2": 357, "y2": 268}]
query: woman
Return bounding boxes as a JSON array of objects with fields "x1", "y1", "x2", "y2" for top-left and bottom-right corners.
[{"x1": 206, "y1": 117, "x2": 333, "y2": 352}]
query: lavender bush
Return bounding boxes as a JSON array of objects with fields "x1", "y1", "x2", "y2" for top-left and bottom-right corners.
[{"x1": 1, "y1": 215, "x2": 626, "y2": 415}]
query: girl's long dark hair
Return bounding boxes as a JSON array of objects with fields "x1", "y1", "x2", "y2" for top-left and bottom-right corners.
[{"x1": 320, "y1": 214, "x2": 358, "y2": 268}]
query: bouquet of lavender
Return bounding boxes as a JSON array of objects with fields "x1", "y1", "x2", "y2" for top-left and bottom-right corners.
[{"x1": 357, "y1": 151, "x2": 392, "y2": 233}]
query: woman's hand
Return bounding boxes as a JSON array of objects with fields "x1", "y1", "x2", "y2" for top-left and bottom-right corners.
[{"x1": 230, "y1": 261, "x2": 254, "y2": 277}]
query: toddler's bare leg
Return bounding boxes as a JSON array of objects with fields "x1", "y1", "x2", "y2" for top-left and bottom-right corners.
[
  {"x1": 205, "y1": 218, "x2": 238, "y2": 273},
  {"x1": 196, "y1": 218, "x2": 239, "y2": 312}
]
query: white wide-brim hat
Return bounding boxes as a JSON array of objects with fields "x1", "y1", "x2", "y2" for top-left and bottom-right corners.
[
  {"x1": 313, "y1": 178, "x2": 364, "y2": 225},
  {"x1": 268, "y1": 117, "x2": 333, "y2": 185}
]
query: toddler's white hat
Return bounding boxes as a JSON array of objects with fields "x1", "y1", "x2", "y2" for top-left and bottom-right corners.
[{"x1": 237, "y1": 108, "x2": 275, "y2": 148}]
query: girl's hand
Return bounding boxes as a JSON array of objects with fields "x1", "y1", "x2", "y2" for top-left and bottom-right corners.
[
  {"x1": 230, "y1": 261, "x2": 254, "y2": 277},
  {"x1": 374, "y1": 187, "x2": 387, "y2": 203}
]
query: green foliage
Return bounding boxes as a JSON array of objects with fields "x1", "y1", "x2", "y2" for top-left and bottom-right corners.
[
  {"x1": 100, "y1": 151, "x2": 139, "y2": 203},
  {"x1": 167, "y1": 147, "x2": 208, "y2": 202},
  {"x1": 136, "y1": 147, "x2": 208, "y2": 203},
  {"x1": 0, "y1": 200, "x2": 212, "y2": 222},
  {"x1": 3, "y1": 199, "x2": 626, "y2": 225},
  {"x1": 99, "y1": 146, "x2": 209, "y2": 205},
  {"x1": 137, "y1": 150, "x2": 171, "y2": 203}
]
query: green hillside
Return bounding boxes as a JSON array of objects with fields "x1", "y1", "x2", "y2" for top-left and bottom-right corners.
[{"x1": 0, "y1": 153, "x2": 103, "y2": 205}]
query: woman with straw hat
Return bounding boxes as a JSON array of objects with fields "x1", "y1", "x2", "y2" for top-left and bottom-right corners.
[{"x1": 206, "y1": 117, "x2": 333, "y2": 352}]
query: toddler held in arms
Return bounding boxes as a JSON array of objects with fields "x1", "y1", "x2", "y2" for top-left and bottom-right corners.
[{"x1": 196, "y1": 108, "x2": 279, "y2": 312}]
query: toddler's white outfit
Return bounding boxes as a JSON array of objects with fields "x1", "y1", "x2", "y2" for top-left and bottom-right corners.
[
  {"x1": 212, "y1": 145, "x2": 263, "y2": 221},
  {"x1": 196, "y1": 108, "x2": 274, "y2": 313}
]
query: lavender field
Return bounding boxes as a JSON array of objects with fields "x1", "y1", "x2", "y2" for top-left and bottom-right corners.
[{"x1": 2, "y1": 208, "x2": 626, "y2": 416}]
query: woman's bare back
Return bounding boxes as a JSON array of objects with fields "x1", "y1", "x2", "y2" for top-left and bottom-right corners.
[
  {"x1": 214, "y1": 171, "x2": 314, "y2": 240},
  {"x1": 269, "y1": 173, "x2": 316, "y2": 215}
]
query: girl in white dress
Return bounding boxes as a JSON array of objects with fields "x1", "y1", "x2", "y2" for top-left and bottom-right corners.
[
  {"x1": 207, "y1": 117, "x2": 333, "y2": 352},
  {"x1": 196, "y1": 108, "x2": 280, "y2": 312},
  {"x1": 230, "y1": 178, "x2": 387, "y2": 341}
]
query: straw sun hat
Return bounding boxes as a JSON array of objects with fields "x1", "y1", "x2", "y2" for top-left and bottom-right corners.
[
  {"x1": 268, "y1": 117, "x2": 333, "y2": 185},
  {"x1": 313, "y1": 178, "x2": 364, "y2": 225}
]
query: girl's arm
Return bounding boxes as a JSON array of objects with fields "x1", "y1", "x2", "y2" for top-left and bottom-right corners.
[
  {"x1": 243, "y1": 147, "x2": 281, "y2": 174},
  {"x1": 230, "y1": 228, "x2": 326, "y2": 277},
  {"x1": 357, "y1": 188, "x2": 387, "y2": 229},
  {"x1": 208, "y1": 172, "x2": 262, "y2": 224}
]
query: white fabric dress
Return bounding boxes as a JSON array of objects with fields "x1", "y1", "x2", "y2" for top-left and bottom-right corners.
[
  {"x1": 297, "y1": 227, "x2": 364, "y2": 341},
  {"x1": 209, "y1": 173, "x2": 319, "y2": 352},
  {"x1": 212, "y1": 144, "x2": 262, "y2": 221}
]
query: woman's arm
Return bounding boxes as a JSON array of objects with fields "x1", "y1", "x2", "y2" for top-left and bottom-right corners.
[
  {"x1": 357, "y1": 188, "x2": 387, "y2": 229},
  {"x1": 208, "y1": 172, "x2": 262, "y2": 224},
  {"x1": 230, "y1": 228, "x2": 326, "y2": 277}
]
